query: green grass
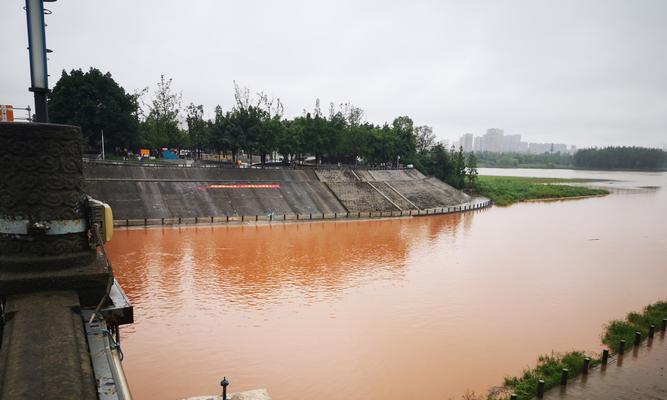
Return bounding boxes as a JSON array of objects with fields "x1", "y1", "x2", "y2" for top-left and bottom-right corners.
[
  {"x1": 602, "y1": 301, "x2": 667, "y2": 352},
  {"x1": 474, "y1": 176, "x2": 609, "y2": 206},
  {"x1": 490, "y1": 300, "x2": 667, "y2": 400},
  {"x1": 499, "y1": 351, "x2": 599, "y2": 400}
]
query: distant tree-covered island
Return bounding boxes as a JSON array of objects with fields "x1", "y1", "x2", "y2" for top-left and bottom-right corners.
[
  {"x1": 476, "y1": 148, "x2": 666, "y2": 171},
  {"x1": 573, "y1": 147, "x2": 666, "y2": 170}
]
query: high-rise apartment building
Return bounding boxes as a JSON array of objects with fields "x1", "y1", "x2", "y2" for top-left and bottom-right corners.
[{"x1": 459, "y1": 133, "x2": 474, "y2": 152}]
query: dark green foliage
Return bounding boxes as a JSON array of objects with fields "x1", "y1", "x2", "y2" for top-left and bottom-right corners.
[
  {"x1": 574, "y1": 147, "x2": 666, "y2": 170},
  {"x1": 48, "y1": 68, "x2": 139, "y2": 152},
  {"x1": 602, "y1": 301, "x2": 667, "y2": 351},
  {"x1": 475, "y1": 151, "x2": 573, "y2": 169},
  {"x1": 474, "y1": 176, "x2": 608, "y2": 206},
  {"x1": 501, "y1": 351, "x2": 597, "y2": 400},
  {"x1": 412, "y1": 145, "x2": 476, "y2": 189},
  {"x1": 139, "y1": 75, "x2": 185, "y2": 149}
]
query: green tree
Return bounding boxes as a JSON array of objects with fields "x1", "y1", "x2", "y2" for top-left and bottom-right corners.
[
  {"x1": 48, "y1": 68, "x2": 139, "y2": 152},
  {"x1": 392, "y1": 116, "x2": 417, "y2": 166},
  {"x1": 466, "y1": 152, "x2": 479, "y2": 187},
  {"x1": 139, "y1": 75, "x2": 184, "y2": 149},
  {"x1": 185, "y1": 103, "x2": 209, "y2": 159},
  {"x1": 208, "y1": 105, "x2": 231, "y2": 161}
]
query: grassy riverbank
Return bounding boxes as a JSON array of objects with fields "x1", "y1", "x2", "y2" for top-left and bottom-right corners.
[
  {"x1": 473, "y1": 176, "x2": 609, "y2": 206},
  {"x1": 484, "y1": 300, "x2": 667, "y2": 400}
]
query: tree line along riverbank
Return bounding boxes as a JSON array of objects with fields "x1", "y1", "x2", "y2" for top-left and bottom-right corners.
[
  {"x1": 475, "y1": 148, "x2": 666, "y2": 171},
  {"x1": 470, "y1": 176, "x2": 609, "y2": 206}
]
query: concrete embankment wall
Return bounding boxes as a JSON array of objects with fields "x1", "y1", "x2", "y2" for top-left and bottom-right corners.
[
  {"x1": 314, "y1": 166, "x2": 470, "y2": 211},
  {"x1": 83, "y1": 163, "x2": 482, "y2": 224},
  {"x1": 84, "y1": 164, "x2": 345, "y2": 219}
]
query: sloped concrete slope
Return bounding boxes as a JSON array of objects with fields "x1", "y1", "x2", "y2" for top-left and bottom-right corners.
[
  {"x1": 84, "y1": 164, "x2": 471, "y2": 220},
  {"x1": 84, "y1": 164, "x2": 345, "y2": 219},
  {"x1": 324, "y1": 182, "x2": 398, "y2": 212},
  {"x1": 316, "y1": 168, "x2": 468, "y2": 211},
  {"x1": 389, "y1": 177, "x2": 470, "y2": 209},
  {"x1": 314, "y1": 169, "x2": 359, "y2": 182}
]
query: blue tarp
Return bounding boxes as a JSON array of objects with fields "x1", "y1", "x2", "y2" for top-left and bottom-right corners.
[{"x1": 162, "y1": 150, "x2": 178, "y2": 160}]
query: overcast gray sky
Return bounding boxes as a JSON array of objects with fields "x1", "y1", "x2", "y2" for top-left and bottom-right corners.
[{"x1": 2, "y1": 0, "x2": 666, "y2": 148}]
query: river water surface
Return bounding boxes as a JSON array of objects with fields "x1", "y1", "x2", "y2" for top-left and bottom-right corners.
[{"x1": 107, "y1": 169, "x2": 667, "y2": 400}]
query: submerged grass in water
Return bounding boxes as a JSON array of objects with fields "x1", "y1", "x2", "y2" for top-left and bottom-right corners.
[
  {"x1": 487, "y1": 300, "x2": 667, "y2": 400},
  {"x1": 474, "y1": 176, "x2": 608, "y2": 206}
]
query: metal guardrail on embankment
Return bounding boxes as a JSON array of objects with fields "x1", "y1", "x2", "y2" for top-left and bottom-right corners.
[{"x1": 113, "y1": 200, "x2": 493, "y2": 228}]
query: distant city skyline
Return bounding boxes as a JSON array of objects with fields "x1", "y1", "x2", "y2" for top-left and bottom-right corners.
[
  {"x1": 448, "y1": 129, "x2": 580, "y2": 153},
  {"x1": 1, "y1": 1, "x2": 666, "y2": 149}
]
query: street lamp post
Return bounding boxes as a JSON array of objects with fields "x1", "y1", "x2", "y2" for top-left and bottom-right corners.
[{"x1": 25, "y1": 0, "x2": 53, "y2": 123}]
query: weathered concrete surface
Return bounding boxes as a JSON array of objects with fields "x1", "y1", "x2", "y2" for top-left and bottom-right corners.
[
  {"x1": 542, "y1": 337, "x2": 667, "y2": 400},
  {"x1": 83, "y1": 163, "x2": 473, "y2": 220},
  {"x1": 85, "y1": 180, "x2": 346, "y2": 219},
  {"x1": 314, "y1": 169, "x2": 358, "y2": 182},
  {"x1": 184, "y1": 388, "x2": 271, "y2": 400},
  {"x1": 389, "y1": 177, "x2": 470, "y2": 209},
  {"x1": 0, "y1": 291, "x2": 97, "y2": 400},
  {"x1": 325, "y1": 182, "x2": 398, "y2": 212}
]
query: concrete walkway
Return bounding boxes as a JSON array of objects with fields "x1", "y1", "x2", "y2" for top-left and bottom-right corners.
[{"x1": 543, "y1": 334, "x2": 666, "y2": 399}]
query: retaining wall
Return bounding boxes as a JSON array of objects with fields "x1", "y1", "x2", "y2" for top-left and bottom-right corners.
[{"x1": 83, "y1": 163, "x2": 485, "y2": 225}]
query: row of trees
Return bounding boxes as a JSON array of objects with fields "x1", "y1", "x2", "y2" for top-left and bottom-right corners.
[
  {"x1": 474, "y1": 151, "x2": 574, "y2": 169},
  {"x1": 48, "y1": 69, "x2": 419, "y2": 167},
  {"x1": 46, "y1": 68, "x2": 477, "y2": 188},
  {"x1": 573, "y1": 147, "x2": 666, "y2": 170}
]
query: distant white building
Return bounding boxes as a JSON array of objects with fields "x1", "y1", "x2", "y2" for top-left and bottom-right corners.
[
  {"x1": 459, "y1": 133, "x2": 474, "y2": 152},
  {"x1": 461, "y1": 128, "x2": 572, "y2": 154}
]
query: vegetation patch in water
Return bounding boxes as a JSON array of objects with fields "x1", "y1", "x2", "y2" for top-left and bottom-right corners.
[
  {"x1": 473, "y1": 176, "x2": 608, "y2": 206},
  {"x1": 602, "y1": 301, "x2": 667, "y2": 351},
  {"x1": 484, "y1": 300, "x2": 667, "y2": 400}
]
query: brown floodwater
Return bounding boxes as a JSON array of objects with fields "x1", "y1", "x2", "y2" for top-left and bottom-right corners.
[{"x1": 107, "y1": 169, "x2": 667, "y2": 400}]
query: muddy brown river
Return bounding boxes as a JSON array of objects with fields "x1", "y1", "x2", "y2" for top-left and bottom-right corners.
[{"x1": 107, "y1": 169, "x2": 667, "y2": 400}]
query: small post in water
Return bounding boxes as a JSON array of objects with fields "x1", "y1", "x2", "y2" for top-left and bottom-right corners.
[
  {"x1": 619, "y1": 339, "x2": 626, "y2": 355},
  {"x1": 634, "y1": 331, "x2": 641, "y2": 346},
  {"x1": 602, "y1": 349, "x2": 609, "y2": 364},
  {"x1": 649, "y1": 324, "x2": 655, "y2": 339},
  {"x1": 662, "y1": 319, "x2": 667, "y2": 332},
  {"x1": 510, "y1": 395, "x2": 517, "y2": 400},
  {"x1": 583, "y1": 357, "x2": 590, "y2": 374},
  {"x1": 560, "y1": 368, "x2": 568, "y2": 385},
  {"x1": 537, "y1": 379, "x2": 545, "y2": 398},
  {"x1": 220, "y1": 377, "x2": 230, "y2": 400}
]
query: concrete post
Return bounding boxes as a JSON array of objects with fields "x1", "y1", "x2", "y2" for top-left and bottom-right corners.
[
  {"x1": 537, "y1": 379, "x2": 545, "y2": 398},
  {"x1": 0, "y1": 123, "x2": 107, "y2": 295}
]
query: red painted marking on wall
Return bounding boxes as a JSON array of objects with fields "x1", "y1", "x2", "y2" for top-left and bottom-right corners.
[{"x1": 197, "y1": 184, "x2": 281, "y2": 190}]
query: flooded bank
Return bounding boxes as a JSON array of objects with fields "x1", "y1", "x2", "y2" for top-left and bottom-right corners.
[
  {"x1": 542, "y1": 333, "x2": 667, "y2": 400},
  {"x1": 107, "y1": 169, "x2": 667, "y2": 400}
]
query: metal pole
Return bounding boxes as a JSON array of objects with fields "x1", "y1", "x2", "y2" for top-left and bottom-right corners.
[
  {"x1": 220, "y1": 377, "x2": 229, "y2": 400},
  {"x1": 32, "y1": 89, "x2": 48, "y2": 122},
  {"x1": 101, "y1": 129, "x2": 105, "y2": 160},
  {"x1": 25, "y1": 0, "x2": 50, "y2": 123}
]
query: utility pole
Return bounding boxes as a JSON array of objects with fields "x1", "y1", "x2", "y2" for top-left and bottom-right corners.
[{"x1": 101, "y1": 129, "x2": 105, "y2": 160}]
